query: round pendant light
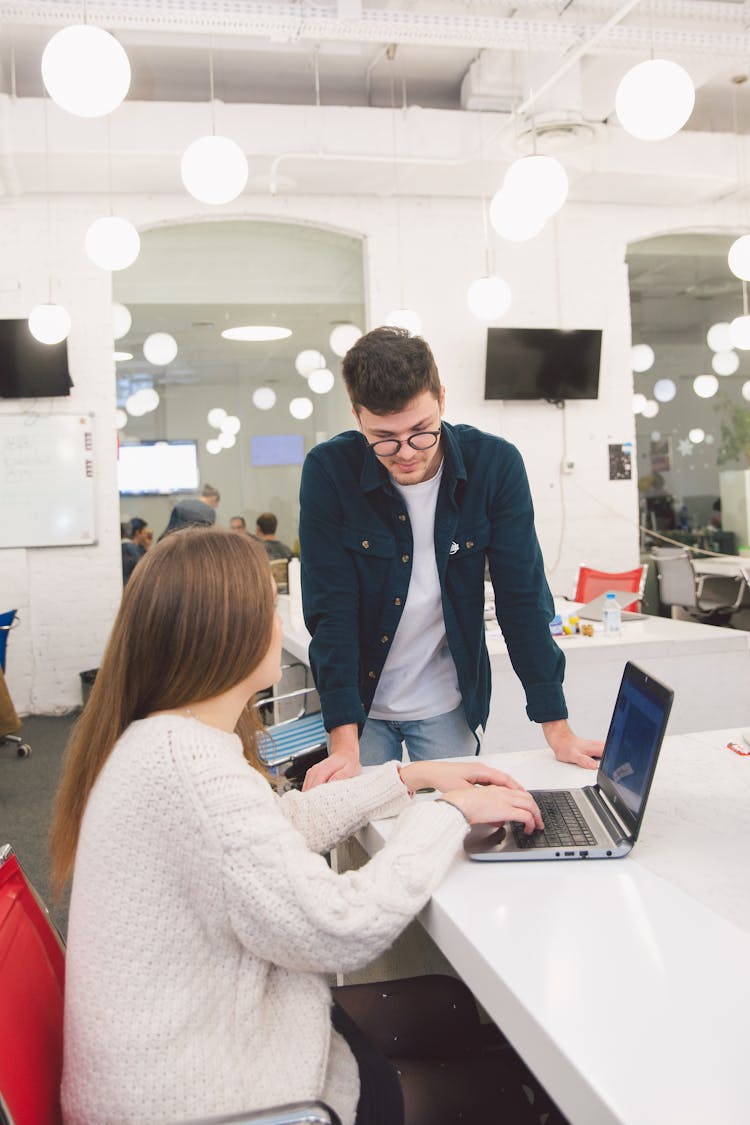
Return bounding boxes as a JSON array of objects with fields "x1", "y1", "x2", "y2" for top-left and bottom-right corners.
[
  {"x1": 218, "y1": 431, "x2": 236, "y2": 449},
  {"x1": 28, "y1": 302, "x2": 71, "y2": 345},
  {"x1": 689, "y1": 428, "x2": 705, "y2": 444},
  {"x1": 641, "y1": 399, "x2": 659, "y2": 418},
  {"x1": 138, "y1": 388, "x2": 160, "y2": 413},
  {"x1": 42, "y1": 25, "x2": 131, "y2": 118},
  {"x1": 489, "y1": 189, "x2": 547, "y2": 242},
  {"x1": 653, "y1": 378, "x2": 676, "y2": 403},
  {"x1": 143, "y1": 332, "x2": 178, "y2": 366},
  {"x1": 329, "y1": 324, "x2": 362, "y2": 357},
  {"x1": 112, "y1": 302, "x2": 132, "y2": 340},
  {"x1": 615, "y1": 59, "x2": 695, "y2": 141},
  {"x1": 707, "y1": 322, "x2": 733, "y2": 352},
  {"x1": 728, "y1": 235, "x2": 750, "y2": 281},
  {"x1": 711, "y1": 350, "x2": 740, "y2": 376},
  {"x1": 693, "y1": 374, "x2": 719, "y2": 398},
  {"x1": 466, "y1": 275, "x2": 512, "y2": 321},
  {"x1": 503, "y1": 155, "x2": 569, "y2": 219},
  {"x1": 252, "y1": 387, "x2": 277, "y2": 410},
  {"x1": 730, "y1": 315, "x2": 750, "y2": 350},
  {"x1": 85, "y1": 216, "x2": 140, "y2": 271},
  {"x1": 207, "y1": 407, "x2": 227, "y2": 428},
  {"x1": 308, "y1": 368, "x2": 335, "y2": 394},
  {"x1": 632, "y1": 393, "x2": 647, "y2": 414},
  {"x1": 385, "y1": 308, "x2": 423, "y2": 336},
  {"x1": 221, "y1": 415, "x2": 241, "y2": 435},
  {"x1": 206, "y1": 438, "x2": 222, "y2": 455},
  {"x1": 181, "y1": 136, "x2": 248, "y2": 205},
  {"x1": 295, "y1": 350, "x2": 326, "y2": 377},
  {"x1": 742, "y1": 381, "x2": 750, "y2": 402},
  {"x1": 126, "y1": 391, "x2": 148, "y2": 417},
  {"x1": 114, "y1": 408, "x2": 128, "y2": 429},
  {"x1": 289, "y1": 396, "x2": 314, "y2": 420},
  {"x1": 630, "y1": 343, "x2": 655, "y2": 372}
]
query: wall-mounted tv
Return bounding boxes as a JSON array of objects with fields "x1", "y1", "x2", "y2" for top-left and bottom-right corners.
[
  {"x1": 484, "y1": 328, "x2": 602, "y2": 402},
  {"x1": 250, "y1": 433, "x2": 305, "y2": 467},
  {"x1": 0, "y1": 318, "x2": 73, "y2": 398},
  {"x1": 118, "y1": 440, "x2": 199, "y2": 496}
]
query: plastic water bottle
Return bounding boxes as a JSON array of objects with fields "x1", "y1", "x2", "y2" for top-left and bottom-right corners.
[{"x1": 602, "y1": 591, "x2": 622, "y2": 636}]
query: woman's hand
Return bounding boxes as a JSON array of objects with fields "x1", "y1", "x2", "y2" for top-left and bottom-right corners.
[
  {"x1": 399, "y1": 760, "x2": 543, "y2": 835},
  {"x1": 399, "y1": 759, "x2": 525, "y2": 795},
  {"x1": 439, "y1": 785, "x2": 544, "y2": 835}
]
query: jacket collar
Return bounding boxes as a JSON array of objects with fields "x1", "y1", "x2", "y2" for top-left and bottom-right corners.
[{"x1": 358, "y1": 420, "x2": 467, "y2": 496}]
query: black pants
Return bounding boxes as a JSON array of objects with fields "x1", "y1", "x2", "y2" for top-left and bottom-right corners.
[{"x1": 331, "y1": 1000, "x2": 405, "y2": 1125}]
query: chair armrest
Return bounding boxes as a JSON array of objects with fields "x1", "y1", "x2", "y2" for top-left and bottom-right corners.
[{"x1": 179, "y1": 1102, "x2": 341, "y2": 1125}]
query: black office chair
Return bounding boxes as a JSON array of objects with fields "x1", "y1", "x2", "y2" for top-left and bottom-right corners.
[
  {"x1": 0, "y1": 610, "x2": 31, "y2": 758},
  {"x1": 651, "y1": 552, "x2": 747, "y2": 626}
]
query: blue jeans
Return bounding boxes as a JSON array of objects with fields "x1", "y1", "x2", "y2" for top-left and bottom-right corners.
[{"x1": 359, "y1": 704, "x2": 479, "y2": 766}]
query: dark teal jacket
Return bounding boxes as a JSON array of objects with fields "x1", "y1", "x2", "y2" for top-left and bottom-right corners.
[{"x1": 299, "y1": 421, "x2": 567, "y2": 735}]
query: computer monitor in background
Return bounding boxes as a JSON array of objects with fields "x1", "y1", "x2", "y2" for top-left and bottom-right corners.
[{"x1": 118, "y1": 440, "x2": 199, "y2": 495}]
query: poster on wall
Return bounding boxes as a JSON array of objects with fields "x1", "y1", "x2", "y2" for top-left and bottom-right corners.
[
  {"x1": 609, "y1": 442, "x2": 633, "y2": 481},
  {"x1": 650, "y1": 436, "x2": 671, "y2": 473}
]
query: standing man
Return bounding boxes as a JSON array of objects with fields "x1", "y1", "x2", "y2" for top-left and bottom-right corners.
[
  {"x1": 299, "y1": 326, "x2": 603, "y2": 787},
  {"x1": 200, "y1": 484, "x2": 221, "y2": 510}
]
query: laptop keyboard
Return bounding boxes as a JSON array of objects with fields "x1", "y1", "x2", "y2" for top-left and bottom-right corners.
[{"x1": 513, "y1": 789, "x2": 597, "y2": 849}]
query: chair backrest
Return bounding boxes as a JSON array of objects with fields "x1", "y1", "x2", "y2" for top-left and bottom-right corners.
[
  {"x1": 574, "y1": 566, "x2": 646, "y2": 612},
  {"x1": 0, "y1": 845, "x2": 65, "y2": 1125},
  {"x1": 0, "y1": 610, "x2": 18, "y2": 675},
  {"x1": 652, "y1": 554, "x2": 698, "y2": 609},
  {"x1": 269, "y1": 558, "x2": 289, "y2": 591},
  {"x1": 650, "y1": 547, "x2": 688, "y2": 559}
]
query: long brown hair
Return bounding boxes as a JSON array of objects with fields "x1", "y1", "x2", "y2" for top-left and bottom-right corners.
[{"x1": 49, "y1": 527, "x2": 275, "y2": 897}]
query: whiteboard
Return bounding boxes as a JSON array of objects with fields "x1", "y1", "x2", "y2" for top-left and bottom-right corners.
[{"x1": 0, "y1": 414, "x2": 96, "y2": 548}]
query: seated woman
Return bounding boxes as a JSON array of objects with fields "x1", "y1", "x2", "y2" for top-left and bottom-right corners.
[{"x1": 50, "y1": 528, "x2": 543, "y2": 1125}]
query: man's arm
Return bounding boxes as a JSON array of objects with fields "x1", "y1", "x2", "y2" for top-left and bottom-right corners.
[
  {"x1": 299, "y1": 449, "x2": 367, "y2": 783},
  {"x1": 541, "y1": 718, "x2": 604, "y2": 771}
]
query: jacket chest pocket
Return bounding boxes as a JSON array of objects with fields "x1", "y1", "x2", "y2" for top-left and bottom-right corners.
[
  {"x1": 446, "y1": 521, "x2": 490, "y2": 596},
  {"x1": 341, "y1": 527, "x2": 395, "y2": 560}
]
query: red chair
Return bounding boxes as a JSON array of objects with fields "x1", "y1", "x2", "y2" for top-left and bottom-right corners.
[
  {"x1": 573, "y1": 565, "x2": 647, "y2": 613},
  {"x1": 0, "y1": 844, "x2": 340, "y2": 1125}
]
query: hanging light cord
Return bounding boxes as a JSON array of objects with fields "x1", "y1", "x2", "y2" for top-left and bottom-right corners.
[
  {"x1": 209, "y1": 47, "x2": 216, "y2": 135},
  {"x1": 389, "y1": 60, "x2": 406, "y2": 309},
  {"x1": 43, "y1": 97, "x2": 53, "y2": 303}
]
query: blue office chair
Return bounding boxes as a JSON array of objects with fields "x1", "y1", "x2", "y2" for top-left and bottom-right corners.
[{"x1": 0, "y1": 611, "x2": 30, "y2": 758}]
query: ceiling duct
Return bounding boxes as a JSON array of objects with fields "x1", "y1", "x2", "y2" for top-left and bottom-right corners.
[{"x1": 511, "y1": 110, "x2": 601, "y2": 155}]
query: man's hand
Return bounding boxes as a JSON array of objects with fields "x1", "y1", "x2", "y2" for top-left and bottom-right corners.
[
  {"x1": 542, "y1": 719, "x2": 604, "y2": 771},
  {"x1": 302, "y1": 724, "x2": 361, "y2": 790},
  {"x1": 400, "y1": 759, "x2": 526, "y2": 795}
]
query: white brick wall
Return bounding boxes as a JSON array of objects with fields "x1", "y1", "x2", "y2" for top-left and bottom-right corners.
[{"x1": 0, "y1": 185, "x2": 738, "y2": 713}]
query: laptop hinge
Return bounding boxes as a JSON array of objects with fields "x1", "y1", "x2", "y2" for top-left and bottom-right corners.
[{"x1": 584, "y1": 785, "x2": 632, "y2": 845}]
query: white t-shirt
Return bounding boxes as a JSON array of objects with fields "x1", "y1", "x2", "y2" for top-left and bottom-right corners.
[{"x1": 369, "y1": 463, "x2": 462, "y2": 721}]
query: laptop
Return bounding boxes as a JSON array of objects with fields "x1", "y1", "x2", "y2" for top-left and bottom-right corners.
[
  {"x1": 464, "y1": 662, "x2": 674, "y2": 862},
  {"x1": 577, "y1": 590, "x2": 647, "y2": 621}
]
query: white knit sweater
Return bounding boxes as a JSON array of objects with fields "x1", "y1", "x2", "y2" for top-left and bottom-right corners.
[{"x1": 61, "y1": 715, "x2": 469, "y2": 1125}]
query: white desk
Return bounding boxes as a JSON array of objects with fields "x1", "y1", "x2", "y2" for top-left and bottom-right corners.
[
  {"x1": 691, "y1": 554, "x2": 750, "y2": 579},
  {"x1": 359, "y1": 730, "x2": 750, "y2": 1125},
  {"x1": 278, "y1": 598, "x2": 750, "y2": 749}
]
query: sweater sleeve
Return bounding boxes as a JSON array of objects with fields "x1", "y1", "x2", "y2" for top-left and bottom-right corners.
[
  {"x1": 277, "y1": 762, "x2": 411, "y2": 853},
  {"x1": 222, "y1": 796, "x2": 468, "y2": 974},
  {"x1": 178, "y1": 738, "x2": 469, "y2": 974}
]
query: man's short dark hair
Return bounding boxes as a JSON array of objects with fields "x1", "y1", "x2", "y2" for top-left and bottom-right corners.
[
  {"x1": 230, "y1": 515, "x2": 247, "y2": 529},
  {"x1": 129, "y1": 518, "x2": 147, "y2": 539},
  {"x1": 341, "y1": 326, "x2": 441, "y2": 414},
  {"x1": 256, "y1": 512, "x2": 278, "y2": 536},
  {"x1": 201, "y1": 483, "x2": 220, "y2": 502}
]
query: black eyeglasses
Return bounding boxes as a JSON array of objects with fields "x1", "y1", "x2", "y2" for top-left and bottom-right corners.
[{"x1": 367, "y1": 428, "x2": 441, "y2": 458}]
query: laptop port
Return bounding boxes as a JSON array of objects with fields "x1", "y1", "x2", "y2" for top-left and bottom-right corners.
[
  {"x1": 564, "y1": 851, "x2": 574, "y2": 856},
  {"x1": 579, "y1": 850, "x2": 589, "y2": 857}
]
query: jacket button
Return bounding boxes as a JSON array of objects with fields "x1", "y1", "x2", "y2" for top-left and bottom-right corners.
[
  {"x1": 362, "y1": 540, "x2": 370, "y2": 549},
  {"x1": 381, "y1": 635, "x2": 389, "y2": 644},
  {"x1": 465, "y1": 540, "x2": 474, "y2": 549},
  {"x1": 401, "y1": 554, "x2": 410, "y2": 563},
  {"x1": 394, "y1": 597, "x2": 402, "y2": 606},
  {"x1": 398, "y1": 514, "x2": 407, "y2": 522},
  {"x1": 368, "y1": 670, "x2": 377, "y2": 679}
]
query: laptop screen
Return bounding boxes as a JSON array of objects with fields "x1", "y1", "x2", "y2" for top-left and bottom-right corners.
[{"x1": 597, "y1": 662, "x2": 674, "y2": 840}]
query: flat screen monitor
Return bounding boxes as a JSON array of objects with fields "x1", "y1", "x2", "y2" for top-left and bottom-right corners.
[
  {"x1": 118, "y1": 440, "x2": 199, "y2": 496},
  {"x1": 484, "y1": 328, "x2": 602, "y2": 402},
  {"x1": 251, "y1": 433, "x2": 305, "y2": 467},
  {"x1": 0, "y1": 318, "x2": 73, "y2": 398}
]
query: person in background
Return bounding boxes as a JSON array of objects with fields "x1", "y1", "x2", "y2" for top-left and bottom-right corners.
[
  {"x1": 229, "y1": 515, "x2": 252, "y2": 535},
  {"x1": 157, "y1": 499, "x2": 216, "y2": 541},
  {"x1": 200, "y1": 484, "x2": 221, "y2": 510},
  {"x1": 49, "y1": 528, "x2": 548, "y2": 1125},
  {"x1": 143, "y1": 527, "x2": 154, "y2": 549},
  {"x1": 121, "y1": 517, "x2": 150, "y2": 585},
  {"x1": 255, "y1": 511, "x2": 293, "y2": 561},
  {"x1": 299, "y1": 326, "x2": 604, "y2": 788}
]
